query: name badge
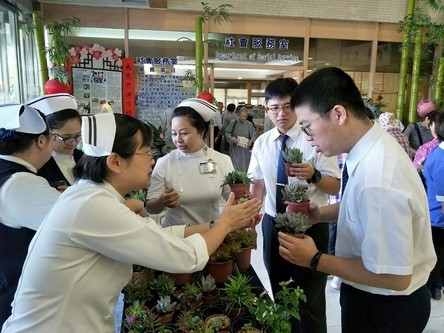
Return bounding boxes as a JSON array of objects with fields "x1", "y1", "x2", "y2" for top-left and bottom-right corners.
[{"x1": 200, "y1": 161, "x2": 216, "y2": 174}]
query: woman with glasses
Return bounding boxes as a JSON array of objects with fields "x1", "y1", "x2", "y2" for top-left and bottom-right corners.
[
  {"x1": 2, "y1": 113, "x2": 261, "y2": 333},
  {"x1": 0, "y1": 104, "x2": 61, "y2": 326},
  {"x1": 26, "y1": 93, "x2": 83, "y2": 190}
]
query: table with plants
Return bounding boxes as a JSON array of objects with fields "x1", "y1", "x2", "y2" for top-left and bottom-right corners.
[{"x1": 120, "y1": 170, "x2": 310, "y2": 333}]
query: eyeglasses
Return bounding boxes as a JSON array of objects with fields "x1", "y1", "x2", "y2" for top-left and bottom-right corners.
[
  {"x1": 300, "y1": 106, "x2": 334, "y2": 136},
  {"x1": 133, "y1": 151, "x2": 153, "y2": 158},
  {"x1": 50, "y1": 132, "x2": 82, "y2": 145},
  {"x1": 266, "y1": 104, "x2": 292, "y2": 114}
]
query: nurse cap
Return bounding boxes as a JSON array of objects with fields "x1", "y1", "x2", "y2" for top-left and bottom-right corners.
[
  {"x1": 26, "y1": 93, "x2": 78, "y2": 116},
  {"x1": 0, "y1": 104, "x2": 47, "y2": 134},
  {"x1": 176, "y1": 98, "x2": 217, "y2": 122},
  {"x1": 81, "y1": 113, "x2": 116, "y2": 157}
]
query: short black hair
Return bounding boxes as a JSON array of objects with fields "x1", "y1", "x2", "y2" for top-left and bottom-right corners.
[
  {"x1": 172, "y1": 106, "x2": 209, "y2": 139},
  {"x1": 47, "y1": 109, "x2": 81, "y2": 130},
  {"x1": 0, "y1": 107, "x2": 50, "y2": 155},
  {"x1": 291, "y1": 67, "x2": 367, "y2": 119},
  {"x1": 226, "y1": 103, "x2": 236, "y2": 112},
  {"x1": 434, "y1": 109, "x2": 444, "y2": 142},
  {"x1": 264, "y1": 77, "x2": 298, "y2": 103}
]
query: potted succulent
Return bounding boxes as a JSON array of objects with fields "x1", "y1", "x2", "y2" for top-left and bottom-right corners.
[
  {"x1": 149, "y1": 273, "x2": 177, "y2": 299},
  {"x1": 221, "y1": 170, "x2": 254, "y2": 200},
  {"x1": 176, "y1": 309, "x2": 204, "y2": 332},
  {"x1": 228, "y1": 228, "x2": 257, "y2": 273},
  {"x1": 248, "y1": 279, "x2": 306, "y2": 333},
  {"x1": 204, "y1": 241, "x2": 241, "y2": 284},
  {"x1": 198, "y1": 274, "x2": 220, "y2": 305},
  {"x1": 129, "y1": 264, "x2": 155, "y2": 287},
  {"x1": 281, "y1": 147, "x2": 303, "y2": 176},
  {"x1": 274, "y1": 212, "x2": 312, "y2": 235},
  {"x1": 281, "y1": 183, "x2": 310, "y2": 215},
  {"x1": 221, "y1": 274, "x2": 256, "y2": 318},
  {"x1": 177, "y1": 282, "x2": 203, "y2": 314},
  {"x1": 204, "y1": 314, "x2": 231, "y2": 332},
  {"x1": 153, "y1": 295, "x2": 177, "y2": 324},
  {"x1": 123, "y1": 300, "x2": 157, "y2": 333}
]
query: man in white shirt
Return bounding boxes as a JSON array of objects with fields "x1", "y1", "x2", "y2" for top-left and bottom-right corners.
[
  {"x1": 278, "y1": 67, "x2": 436, "y2": 333},
  {"x1": 248, "y1": 78, "x2": 340, "y2": 333}
]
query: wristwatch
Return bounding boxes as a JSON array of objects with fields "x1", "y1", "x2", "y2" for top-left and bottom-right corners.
[{"x1": 307, "y1": 168, "x2": 322, "y2": 184}]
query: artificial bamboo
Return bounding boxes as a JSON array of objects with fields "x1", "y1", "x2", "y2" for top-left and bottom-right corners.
[
  {"x1": 33, "y1": 11, "x2": 48, "y2": 95},
  {"x1": 195, "y1": 16, "x2": 203, "y2": 96},
  {"x1": 434, "y1": 56, "x2": 444, "y2": 104},
  {"x1": 396, "y1": 0, "x2": 416, "y2": 122},
  {"x1": 409, "y1": 28, "x2": 423, "y2": 124}
]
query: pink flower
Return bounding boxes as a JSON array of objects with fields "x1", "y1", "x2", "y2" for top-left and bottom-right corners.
[
  {"x1": 126, "y1": 315, "x2": 137, "y2": 324},
  {"x1": 71, "y1": 54, "x2": 80, "y2": 64},
  {"x1": 75, "y1": 45, "x2": 82, "y2": 53},
  {"x1": 92, "y1": 50, "x2": 102, "y2": 60}
]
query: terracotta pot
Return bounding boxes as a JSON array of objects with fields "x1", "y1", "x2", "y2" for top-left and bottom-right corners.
[
  {"x1": 151, "y1": 307, "x2": 175, "y2": 324},
  {"x1": 285, "y1": 200, "x2": 310, "y2": 215},
  {"x1": 202, "y1": 288, "x2": 221, "y2": 305},
  {"x1": 203, "y1": 260, "x2": 233, "y2": 284},
  {"x1": 129, "y1": 267, "x2": 155, "y2": 286},
  {"x1": 234, "y1": 247, "x2": 252, "y2": 273},
  {"x1": 229, "y1": 183, "x2": 247, "y2": 200},
  {"x1": 164, "y1": 272, "x2": 192, "y2": 286},
  {"x1": 204, "y1": 314, "x2": 231, "y2": 331}
]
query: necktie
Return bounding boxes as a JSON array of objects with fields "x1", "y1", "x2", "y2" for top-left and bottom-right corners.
[
  {"x1": 341, "y1": 163, "x2": 349, "y2": 195},
  {"x1": 276, "y1": 134, "x2": 289, "y2": 214}
]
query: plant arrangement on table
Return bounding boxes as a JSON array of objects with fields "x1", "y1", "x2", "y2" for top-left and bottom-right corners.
[
  {"x1": 281, "y1": 183, "x2": 310, "y2": 215},
  {"x1": 282, "y1": 147, "x2": 303, "y2": 176},
  {"x1": 221, "y1": 170, "x2": 254, "y2": 199},
  {"x1": 274, "y1": 212, "x2": 312, "y2": 235},
  {"x1": 248, "y1": 279, "x2": 307, "y2": 333}
]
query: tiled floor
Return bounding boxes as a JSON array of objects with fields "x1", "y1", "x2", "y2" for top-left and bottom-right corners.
[{"x1": 251, "y1": 220, "x2": 444, "y2": 333}]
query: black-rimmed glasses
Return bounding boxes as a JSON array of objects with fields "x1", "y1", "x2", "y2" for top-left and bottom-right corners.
[
  {"x1": 300, "y1": 106, "x2": 334, "y2": 136},
  {"x1": 266, "y1": 104, "x2": 292, "y2": 114},
  {"x1": 50, "y1": 132, "x2": 82, "y2": 145}
]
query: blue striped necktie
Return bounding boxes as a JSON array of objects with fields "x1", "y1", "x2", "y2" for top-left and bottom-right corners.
[
  {"x1": 341, "y1": 163, "x2": 349, "y2": 194},
  {"x1": 276, "y1": 134, "x2": 289, "y2": 214}
]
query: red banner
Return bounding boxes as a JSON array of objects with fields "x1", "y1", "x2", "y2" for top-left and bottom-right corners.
[{"x1": 122, "y1": 58, "x2": 135, "y2": 117}]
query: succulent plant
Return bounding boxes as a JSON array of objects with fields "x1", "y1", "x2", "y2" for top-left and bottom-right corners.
[
  {"x1": 221, "y1": 170, "x2": 254, "y2": 186},
  {"x1": 282, "y1": 147, "x2": 303, "y2": 163},
  {"x1": 155, "y1": 295, "x2": 177, "y2": 314},
  {"x1": 274, "y1": 212, "x2": 311, "y2": 234},
  {"x1": 199, "y1": 274, "x2": 217, "y2": 293},
  {"x1": 281, "y1": 183, "x2": 309, "y2": 203}
]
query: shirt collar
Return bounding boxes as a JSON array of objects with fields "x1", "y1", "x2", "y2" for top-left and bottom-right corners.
[
  {"x1": 0, "y1": 155, "x2": 38, "y2": 173},
  {"x1": 269, "y1": 122, "x2": 303, "y2": 142},
  {"x1": 346, "y1": 122, "x2": 381, "y2": 178}
]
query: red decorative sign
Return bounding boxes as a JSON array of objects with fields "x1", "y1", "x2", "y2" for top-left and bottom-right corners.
[{"x1": 122, "y1": 58, "x2": 135, "y2": 117}]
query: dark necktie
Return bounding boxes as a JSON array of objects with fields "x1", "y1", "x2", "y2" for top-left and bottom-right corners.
[
  {"x1": 276, "y1": 134, "x2": 289, "y2": 214},
  {"x1": 341, "y1": 163, "x2": 349, "y2": 195}
]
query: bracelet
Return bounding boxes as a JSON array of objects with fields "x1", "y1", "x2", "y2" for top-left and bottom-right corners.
[
  {"x1": 309, "y1": 251, "x2": 323, "y2": 271},
  {"x1": 209, "y1": 220, "x2": 215, "y2": 229}
]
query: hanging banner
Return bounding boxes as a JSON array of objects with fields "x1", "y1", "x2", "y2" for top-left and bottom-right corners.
[{"x1": 122, "y1": 58, "x2": 135, "y2": 117}]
